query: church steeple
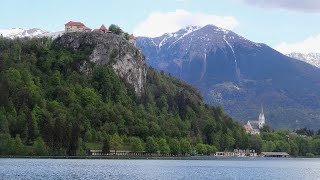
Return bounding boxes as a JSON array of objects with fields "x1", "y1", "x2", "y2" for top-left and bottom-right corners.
[{"x1": 258, "y1": 104, "x2": 265, "y2": 128}]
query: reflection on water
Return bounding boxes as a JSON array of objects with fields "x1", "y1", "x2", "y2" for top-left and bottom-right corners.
[{"x1": 1, "y1": 158, "x2": 320, "y2": 180}]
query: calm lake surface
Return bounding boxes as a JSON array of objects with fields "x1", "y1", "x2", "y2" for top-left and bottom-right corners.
[{"x1": 1, "y1": 158, "x2": 320, "y2": 180}]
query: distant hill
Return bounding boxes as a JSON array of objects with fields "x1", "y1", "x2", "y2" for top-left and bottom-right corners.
[{"x1": 137, "y1": 25, "x2": 320, "y2": 129}]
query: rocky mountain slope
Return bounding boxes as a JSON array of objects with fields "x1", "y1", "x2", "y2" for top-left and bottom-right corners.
[
  {"x1": 0, "y1": 28, "x2": 145, "y2": 95},
  {"x1": 287, "y1": 52, "x2": 320, "y2": 68},
  {"x1": 137, "y1": 25, "x2": 320, "y2": 129},
  {"x1": 55, "y1": 32, "x2": 146, "y2": 95}
]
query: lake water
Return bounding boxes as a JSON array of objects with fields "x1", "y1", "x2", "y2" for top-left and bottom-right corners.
[{"x1": 1, "y1": 158, "x2": 320, "y2": 180}]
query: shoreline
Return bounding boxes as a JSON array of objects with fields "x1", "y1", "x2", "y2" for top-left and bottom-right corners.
[
  {"x1": 0, "y1": 155, "x2": 318, "y2": 160},
  {"x1": 0, "y1": 155, "x2": 234, "y2": 160}
]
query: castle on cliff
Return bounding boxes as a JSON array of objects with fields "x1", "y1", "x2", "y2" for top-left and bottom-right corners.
[{"x1": 64, "y1": 21, "x2": 136, "y2": 45}]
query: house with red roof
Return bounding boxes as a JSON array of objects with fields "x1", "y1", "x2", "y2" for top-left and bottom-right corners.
[
  {"x1": 99, "y1": 24, "x2": 108, "y2": 33},
  {"x1": 65, "y1": 21, "x2": 91, "y2": 33},
  {"x1": 92, "y1": 24, "x2": 109, "y2": 33},
  {"x1": 129, "y1": 34, "x2": 136, "y2": 46}
]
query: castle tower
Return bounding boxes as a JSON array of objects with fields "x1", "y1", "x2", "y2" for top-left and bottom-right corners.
[{"x1": 258, "y1": 104, "x2": 265, "y2": 128}]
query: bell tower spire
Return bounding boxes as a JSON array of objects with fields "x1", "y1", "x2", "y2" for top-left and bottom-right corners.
[{"x1": 258, "y1": 104, "x2": 265, "y2": 128}]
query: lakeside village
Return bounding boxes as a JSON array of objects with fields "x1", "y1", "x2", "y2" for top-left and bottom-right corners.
[
  {"x1": 65, "y1": 21, "x2": 289, "y2": 158},
  {"x1": 87, "y1": 105, "x2": 289, "y2": 158}
]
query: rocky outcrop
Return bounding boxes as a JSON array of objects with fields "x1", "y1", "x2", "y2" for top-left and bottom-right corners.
[{"x1": 55, "y1": 32, "x2": 146, "y2": 96}]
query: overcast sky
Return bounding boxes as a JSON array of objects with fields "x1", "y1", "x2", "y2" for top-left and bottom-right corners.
[{"x1": 1, "y1": 0, "x2": 319, "y2": 53}]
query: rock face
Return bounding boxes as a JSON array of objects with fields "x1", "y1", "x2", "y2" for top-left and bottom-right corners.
[
  {"x1": 137, "y1": 25, "x2": 320, "y2": 129},
  {"x1": 56, "y1": 32, "x2": 146, "y2": 95}
]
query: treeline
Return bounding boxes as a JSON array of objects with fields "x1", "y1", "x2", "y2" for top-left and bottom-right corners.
[
  {"x1": 100, "y1": 135, "x2": 218, "y2": 156},
  {"x1": 108, "y1": 24, "x2": 131, "y2": 41},
  {"x1": 253, "y1": 127, "x2": 320, "y2": 157}
]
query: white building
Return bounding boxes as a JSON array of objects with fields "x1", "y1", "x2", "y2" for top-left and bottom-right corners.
[
  {"x1": 214, "y1": 149, "x2": 257, "y2": 157},
  {"x1": 244, "y1": 105, "x2": 266, "y2": 135}
]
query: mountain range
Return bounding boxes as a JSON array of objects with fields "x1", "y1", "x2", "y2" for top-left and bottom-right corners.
[
  {"x1": 0, "y1": 28, "x2": 63, "y2": 39},
  {"x1": 137, "y1": 25, "x2": 320, "y2": 129},
  {"x1": 287, "y1": 53, "x2": 320, "y2": 68},
  {"x1": 2, "y1": 26, "x2": 320, "y2": 129}
]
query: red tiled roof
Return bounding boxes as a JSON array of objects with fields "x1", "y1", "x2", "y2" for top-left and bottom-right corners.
[
  {"x1": 129, "y1": 34, "x2": 136, "y2": 40},
  {"x1": 99, "y1": 24, "x2": 108, "y2": 30},
  {"x1": 65, "y1": 21, "x2": 85, "y2": 27},
  {"x1": 243, "y1": 124, "x2": 253, "y2": 132},
  {"x1": 84, "y1": 26, "x2": 91, "y2": 30}
]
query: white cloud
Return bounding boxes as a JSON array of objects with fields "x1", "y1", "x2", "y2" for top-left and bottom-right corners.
[
  {"x1": 133, "y1": 9, "x2": 239, "y2": 37},
  {"x1": 236, "y1": 0, "x2": 320, "y2": 13},
  {"x1": 275, "y1": 34, "x2": 320, "y2": 54}
]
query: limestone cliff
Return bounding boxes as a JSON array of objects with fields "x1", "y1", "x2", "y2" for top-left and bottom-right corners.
[{"x1": 55, "y1": 32, "x2": 146, "y2": 95}]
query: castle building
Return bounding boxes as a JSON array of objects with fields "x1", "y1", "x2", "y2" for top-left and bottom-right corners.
[
  {"x1": 244, "y1": 105, "x2": 266, "y2": 135},
  {"x1": 65, "y1": 21, "x2": 91, "y2": 33},
  {"x1": 64, "y1": 21, "x2": 135, "y2": 45},
  {"x1": 93, "y1": 24, "x2": 110, "y2": 33}
]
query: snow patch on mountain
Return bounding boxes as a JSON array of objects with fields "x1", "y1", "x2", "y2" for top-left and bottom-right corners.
[
  {"x1": 147, "y1": 25, "x2": 202, "y2": 50},
  {"x1": 168, "y1": 26, "x2": 201, "y2": 49},
  {"x1": 223, "y1": 35, "x2": 237, "y2": 64},
  {"x1": 0, "y1": 28, "x2": 63, "y2": 39},
  {"x1": 159, "y1": 33, "x2": 172, "y2": 48},
  {"x1": 287, "y1": 52, "x2": 320, "y2": 68},
  {"x1": 223, "y1": 34, "x2": 241, "y2": 81},
  {"x1": 199, "y1": 48, "x2": 207, "y2": 81},
  {"x1": 217, "y1": 27, "x2": 229, "y2": 35},
  {"x1": 0, "y1": 28, "x2": 24, "y2": 37}
]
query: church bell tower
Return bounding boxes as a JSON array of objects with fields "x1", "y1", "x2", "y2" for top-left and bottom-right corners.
[{"x1": 258, "y1": 104, "x2": 265, "y2": 129}]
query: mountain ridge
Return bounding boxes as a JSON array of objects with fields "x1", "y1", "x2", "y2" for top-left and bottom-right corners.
[
  {"x1": 137, "y1": 25, "x2": 320, "y2": 129},
  {"x1": 287, "y1": 52, "x2": 320, "y2": 68},
  {"x1": 0, "y1": 28, "x2": 63, "y2": 39}
]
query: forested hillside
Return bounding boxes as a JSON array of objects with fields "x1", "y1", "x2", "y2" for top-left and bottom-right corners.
[
  {"x1": 0, "y1": 35, "x2": 249, "y2": 156},
  {"x1": 0, "y1": 35, "x2": 320, "y2": 157}
]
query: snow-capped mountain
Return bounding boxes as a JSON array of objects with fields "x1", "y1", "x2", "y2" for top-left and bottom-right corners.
[
  {"x1": 287, "y1": 52, "x2": 320, "y2": 68},
  {"x1": 0, "y1": 28, "x2": 63, "y2": 39},
  {"x1": 137, "y1": 25, "x2": 320, "y2": 129},
  {"x1": 142, "y1": 25, "x2": 261, "y2": 51},
  {"x1": 138, "y1": 25, "x2": 263, "y2": 82},
  {"x1": 150, "y1": 26, "x2": 201, "y2": 49}
]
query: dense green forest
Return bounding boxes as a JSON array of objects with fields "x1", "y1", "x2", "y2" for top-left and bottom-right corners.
[{"x1": 0, "y1": 35, "x2": 320, "y2": 157}]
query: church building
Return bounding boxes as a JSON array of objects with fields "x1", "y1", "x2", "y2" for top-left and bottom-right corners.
[{"x1": 243, "y1": 105, "x2": 266, "y2": 135}]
